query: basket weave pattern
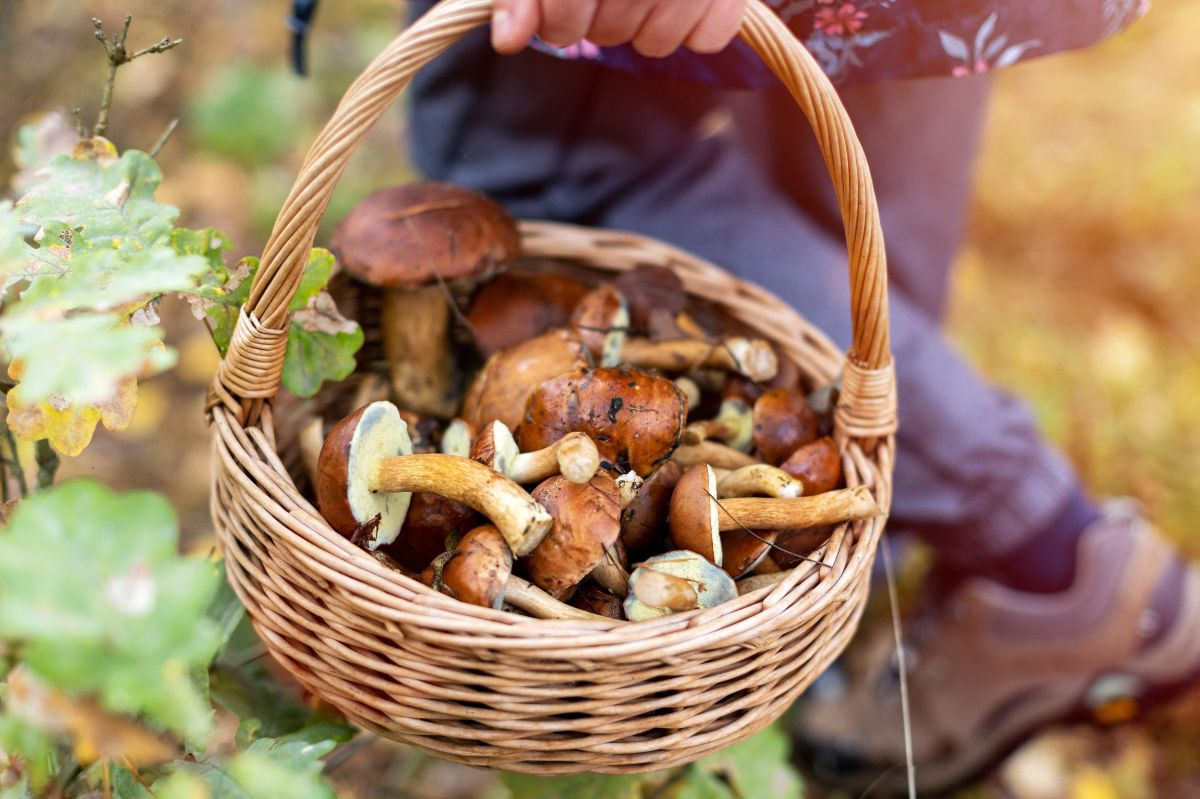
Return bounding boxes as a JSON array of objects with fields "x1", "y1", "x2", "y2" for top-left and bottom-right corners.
[{"x1": 209, "y1": 0, "x2": 896, "y2": 773}]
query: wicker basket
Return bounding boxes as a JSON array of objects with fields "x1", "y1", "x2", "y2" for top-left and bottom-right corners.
[{"x1": 208, "y1": 0, "x2": 897, "y2": 774}]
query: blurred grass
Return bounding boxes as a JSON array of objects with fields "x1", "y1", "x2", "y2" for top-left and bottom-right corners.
[{"x1": 3, "y1": 0, "x2": 1200, "y2": 796}]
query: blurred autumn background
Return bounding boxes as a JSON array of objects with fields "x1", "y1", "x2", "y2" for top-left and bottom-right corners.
[{"x1": 2, "y1": 0, "x2": 1199, "y2": 796}]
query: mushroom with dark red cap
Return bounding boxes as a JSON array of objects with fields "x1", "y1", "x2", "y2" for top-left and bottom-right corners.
[
  {"x1": 331, "y1": 182, "x2": 520, "y2": 418},
  {"x1": 668, "y1": 464, "x2": 880, "y2": 563},
  {"x1": 525, "y1": 473, "x2": 622, "y2": 600},
  {"x1": 466, "y1": 272, "x2": 589, "y2": 357},
  {"x1": 462, "y1": 328, "x2": 589, "y2": 430},
  {"x1": 471, "y1": 420, "x2": 600, "y2": 485},
  {"x1": 623, "y1": 550, "x2": 737, "y2": 621},
  {"x1": 519, "y1": 367, "x2": 687, "y2": 477},
  {"x1": 752, "y1": 387, "x2": 818, "y2": 466},
  {"x1": 315, "y1": 401, "x2": 552, "y2": 556}
]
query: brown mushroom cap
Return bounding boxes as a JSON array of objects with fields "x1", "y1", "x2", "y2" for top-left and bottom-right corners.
[
  {"x1": 770, "y1": 526, "x2": 832, "y2": 569},
  {"x1": 620, "y1": 460, "x2": 683, "y2": 558},
  {"x1": 526, "y1": 474, "x2": 622, "y2": 600},
  {"x1": 570, "y1": 285, "x2": 629, "y2": 366},
  {"x1": 780, "y1": 436, "x2": 842, "y2": 495},
  {"x1": 720, "y1": 529, "x2": 780, "y2": 578},
  {"x1": 440, "y1": 524, "x2": 514, "y2": 609},
  {"x1": 315, "y1": 402, "x2": 413, "y2": 546},
  {"x1": 519, "y1": 367, "x2": 686, "y2": 477},
  {"x1": 667, "y1": 464, "x2": 723, "y2": 565},
  {"x1": 330, "y1": 182, "x2": 520, "y2": 288},
  {"x1": 466, "y1": 272, "x2": 589, "y2": 357},
  {"x1": 380, "y1": 493, "x2": 480, "y2": 572},
  {"x1": 752, "y1": 388, "x2": 818, "y2": 466},
  {"x1": 613, "y1": 264, "x2": 685, "y2": 337},
  {"x1": 570, "y1": 582, "x2": 626, "y2": 619},
  {"x1": 462, "y1": 329, "x2": 589, "y2": 430}
]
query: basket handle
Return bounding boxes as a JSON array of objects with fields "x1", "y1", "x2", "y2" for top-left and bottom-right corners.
[{"x1": 209, "y1": 0, "x2": 896, "y2": 443}]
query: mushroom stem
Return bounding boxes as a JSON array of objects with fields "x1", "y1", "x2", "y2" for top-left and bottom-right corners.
[
  {"x1": 671, "y1": 441, "x2": 758, "y2": 470},
  {"x1": 631, "y1": 568, "x2": 697, "y2": 611},
  {"x1": 589, "y1": 544, "x2": 630, "y2": 597},
  {"x1": 619, "y1": 337, "x2": 777, "y2": 382},
  {"x1": 509, "y1": 432, "x2": 600, "y2": 485},
  {"x1": 374, "y1": 454, "x2": 552, "y2": 556},
  {"x1": 381, "y1": 286, "x2": 460, "y2": 419},
  {"x1": 717, "y1": 464, "x2": 804, "y2": 499},
  {"x1": 714, "y1": 487, "x2": 880, "y2": 531},
  {"x1": 504, "y1": 575, "x2": 610, "y2": 621},
  {"x1": 681, "y1": 398, "x2": 752, "y2": 450}
]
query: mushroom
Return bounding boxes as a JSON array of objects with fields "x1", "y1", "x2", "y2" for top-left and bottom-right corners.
[
  {"x1": 780, "y1": 436, "x2": 842, "y2": 495},
  {"x1": 439, "y1": 418, "x2": 475, "y2": 457},
  {"x1": 674, "y1": 376, "x2": 702, "y2": 411},
  {"x1": 682, "y1": 398, "x2": 753, "y2": 451},
  {"x1": 612, "y1": 264, "x2": 710, "y2": 341},
  {"x1": 331, "y1": 183, "x2": 521, "y2": 418},
  {"x1": 618, "y1": 336, "x2": 778, "y2": 382},
  {"x1": 621, "y1": 460, "x2": 683, "y2": 558},
  {"x1": 466, "y1": 271, "x2": 588, "y2": 357},
  {"x1": 315, "y1": 401, "x2": 552, "y2": 555},
  {"x1": 752, "y1": 387, "x2": 818, "y2": 465},
  {"x1": 398, "y1": 408, "x2": 440, "y2": 453},
  {"x1": 471, "y1": 420, "x2": 600, "y2": 485},
  {"x1": 668, "y1": 465, "x2": 880, "y2": 562},
  {"x1": 719, "y1": 529, "x2": 781, "y2": 579},
  {"x1": 615, "y1": 470, "x2": 644, "y2": 509},
  {"x1": 425, "y1": 525, "x2": 606, "y2": 620},
  {"x1": 770, "y1": 526, "x2": 833, "y2": 569},
  {"x1": 525, "y1": 474, "x2": 622, "y2": 600},
  {"x1": 717, "y1": 464, "x2": 804, "y2": 499},
  {"x1": 461, "y1": 328, "x2": 589, "y2": 430},
  {"x1": 589, "y1": 538, "x2": 630, "y2": 597},
  {"x1": 570, "y1": 582, "x2": 626, "y2": 619},
  {"x1": 519, "y1": 367, "x2": 687, "y2": 477},
  {"x1": 570, "y1": 285, "x2": 629, "y2": 368},
  {"x1": 670, "y1": 440, "x2": 758, "y2": 470},
  {"x1": 623, "y1": 550, "x2": 738, "y2": 621},
  {"x1": 380, "y1": 491, "x2": 479, "y2": 572}
]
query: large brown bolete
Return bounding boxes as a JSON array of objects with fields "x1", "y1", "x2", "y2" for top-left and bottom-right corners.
[
  {"x1": 752, "y1": 387, "x2": 818, "y2": 466},
  {"x1": 519, "y1": 367, "x2": 687, "y2": 477},
  {"x1": 466, "y1": 272, "x2": 589, "y2": 357},
  {"x1": 620, "y1": 460, "x2": 683, "y2": 558},
  {"x1": 462, "y1": 328, "x2": 589, "y2": 430},
  {"x1": 331, "y1": 183, "x2": 520, "y2": 418},
  {"x1": 781, "y1": 436, "x2": 842, "y2": 495},
  {"x1": 316, "y1": 401, "x2": 552, "y2": 556}
]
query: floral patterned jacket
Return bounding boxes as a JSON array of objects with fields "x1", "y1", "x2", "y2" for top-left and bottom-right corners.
[{"x1": 533, "y1": 0, "x2": 1149, "y2": 88}]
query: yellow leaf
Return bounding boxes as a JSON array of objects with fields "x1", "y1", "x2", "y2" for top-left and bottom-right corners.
[
  {"x1": 1071, "y1": 766, "x2": 1121, "y2": 799},
  {"x1": 97, "y1": 377, "x2": 138, "y2": 433},
  {"x1": 6, "y1": 376, "x2": 138, "y2": 456}
]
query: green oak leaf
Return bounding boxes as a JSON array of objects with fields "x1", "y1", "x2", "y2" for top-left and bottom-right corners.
[
  {"x1": 692, "y1": 726, "x2": 804, "y2": 799},
  {"x1": 663, "y1": 769, "x2": 735, "y2": 799},
  {"x1": 0, "y1": 481, "x2": 222, "y2": 741},
  {"x1": 0, "y1": 202, "x2": 23, "y2": 278},
  {"x1": 502, "y1": 771, "x2": 659, "y2": 799},
  {"x1": 0, "y1": 714, "x2": 55, "y2": 792}
]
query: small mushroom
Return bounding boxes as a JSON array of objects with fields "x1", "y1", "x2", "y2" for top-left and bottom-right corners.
[
  {"x1": 526, "y1": 474, "x2": 622, "y2": 600},
  {"x1": 669, "y1": 465, "x2": 879, "y2": 559},
  {"x1": 770, "y1": 526, "x2": 832, "y2": 569},
  {"x1": 630, "y1": 568, "x2": 696, "y2": 611},
  {"x1": 331, "y1": 183, "x2": 521, "y2": 418},
  {"x1": 780, "y1": 436, "x2": 842, "y2": 495},
  {"x1": 570, "y1": 582, "x2": 626, "y2": 619},
  {"x1": 752, "y1": 388, "x2": 818, "y2": 465},
  {"x1": 439, "y1": 418, "x2": 475, "y2": 457},
  {"x1": 623, "y1": 550, "x2": 738, "y2": 621},
  {"x1": 471, "y1": 420, "x2": 600, "y2": 485},
  {"x1": 571, "y1": 285, "x2": 629, "y2": 367},
  {"x1": 316, "y1": 401, "x2": 552, "y2": 555},
  {"x1": 670, "y1": 440, "x2": 758, "y2": 470},
  {"x1": 717, "y1": 464, "x2": 804, "y2": 499},
  {"x1": 618, "y1": 336, "x2": 778, "y2": 382},
  {"x1": 466, "y1": 272, "x2": 589, "y2": 356},
  {"x1": 381, "y1": 491, "x2": 479, "y2": 572},
  {"x1": 425, "y1": 525, "x2": 607, "y2": 620},
  {"x1": 461, "y1": 328, "x2": 589, "y2": 430},
  {"x1": 682, "y1": 398, "x2": 753, "y2": 451},
  {"x1": 519, "y1": 367, "x2": 687, "y2": 477},
  {"x1": 621, "y1": 460, "x2": 683, "y2": 558}
]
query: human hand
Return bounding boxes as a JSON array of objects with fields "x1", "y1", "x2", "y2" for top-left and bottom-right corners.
[{"x1": 491, "y1": 0, "x2": 746, "y2": 58}]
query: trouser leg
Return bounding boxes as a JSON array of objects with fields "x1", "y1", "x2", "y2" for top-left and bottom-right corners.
[{"x1": 408, "y1": 38, "x2": 1080, "y2": 569}]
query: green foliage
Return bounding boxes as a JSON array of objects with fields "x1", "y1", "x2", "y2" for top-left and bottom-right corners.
[
  {"x1": 187, "y1": 66, "x2": 308, "y2": 167},
  {"x1": 0, "y1": 480, "x2": 221, "y2": 741}
]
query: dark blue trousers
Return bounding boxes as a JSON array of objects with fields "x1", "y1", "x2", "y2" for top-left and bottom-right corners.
[{"x1": 407, "y1": 26, "x2": 1079, "y2": 568}]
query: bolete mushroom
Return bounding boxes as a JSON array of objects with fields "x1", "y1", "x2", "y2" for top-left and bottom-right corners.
[
  {"x1": 525, "y1": 474, "x2": 622, "y2": 600},
  {"x1": 570, "y1": 285, "x2": 629, "y2": 368},
  {"x1": 752, "y1": 387, "x2": 818, "y2": 465},
  {"x1": 331, "y1": 183, "x2": 521, "y2": 418},
  {"x1": 623, "y1": 550, "x2": 738, "y2": 621},
  {"x1": 780, "y1": 436, "x2": 842, "y2": 495},
  {"x1": 617, "y1": 336, "x2": 778, "y2": 382},
  {"x1": 471, "y1": 420, "x2": 600, "y2": 485},
  {"x1": 613, "y1": 264, "x2": 710, "y2": 341},
  {"x1": 620, "y1": 460, "x2": 683, "y2": 558},
  {"x1": 668, "y1": 465, "x2": 879, "y2": 561},
  {"x1": 570, "y1": 582, "x2": 626, "y2": 619},
  {"x1": 670, "y1": 440, "x2": 758, "y2": 470},
  {"x1": 461, "y1": 328, "x2": 589, "y2": 430},
  {"x1": 682, "y1": 398, "x2": 753, "y2": 451},
  {"x1": 439, "y1": 418, "x2": 475, "y2": 457},
  {"x1": 425, "y1": 524, "x2": 606, "y2": 620},
  {"x1": 519, "y1": 367, "x2": 687, "y2": 477},
  {"x1": 674, "y1": 376, "x2": 702, "y2": 411},
  {"x1": 315, "y1": 401, "x2": 552, "y2": 556},
  {"x1": 381, "y1": 491, "x2": 479, "y2": 572},
  {"x1": 466, "y1": 272, "x2": 588, "y2": 356}
]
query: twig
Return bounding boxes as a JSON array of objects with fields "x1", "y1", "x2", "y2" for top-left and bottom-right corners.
[
  {"x1": 147, "y1": 117, "x2": 179, "y2": 159},
  {"x1": 91, "y1": 15, "x2": 182, "y2": 137},
  {"x1": 72, "y1": 107, "x2": 85, "y2": 140},
  {"x1": 881, "y1": 535, "x2": 916, "y2": 799},
  {"x1": 35, "y1": 440, "x2": 59, "y2": 489},
  {"x1": 0, "y1": 408, "x2": 28, "y2": 499}
]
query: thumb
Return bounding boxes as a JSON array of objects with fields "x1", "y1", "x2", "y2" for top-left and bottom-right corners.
[{"x1": 492, "y1": 0, "x2": 540, "y2": 53}]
